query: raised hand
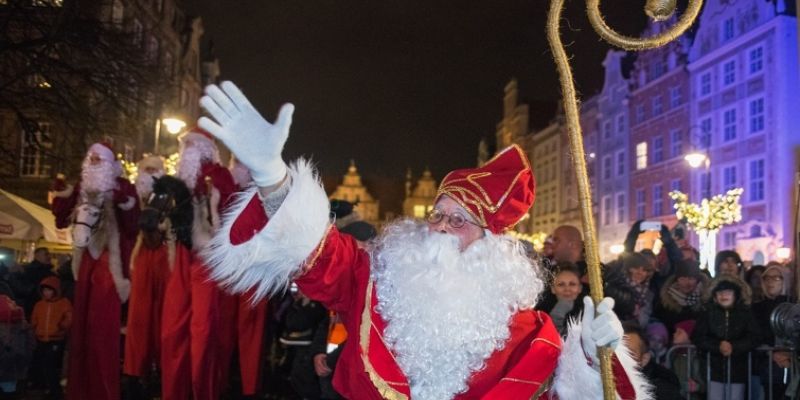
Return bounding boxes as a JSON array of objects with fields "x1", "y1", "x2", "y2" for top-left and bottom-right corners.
[{"x1": 198, "y1": 81, "x2": 295, "y2": 187}]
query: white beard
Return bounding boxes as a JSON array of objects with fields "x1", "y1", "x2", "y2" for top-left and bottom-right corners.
[
  {"x1": 81, "y1": 159, "x2": 117, "y2": 194},
  {"x1": 176, "y1": 148, "x2": 204, "y2": 191},
  {"x1": 372, "y1": 220, "x2": 544, "y2": 400},
  {"x1": 135, "y1": 170, "x2": 164, "y2": 201}
]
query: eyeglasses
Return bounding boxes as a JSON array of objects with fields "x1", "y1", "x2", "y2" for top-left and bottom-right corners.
[
  {"x1": 763, "y1": 275, "x2": 784, "y2": 282},
  {"x1": 425, "y1": 209, "x2": 481, "y2": 229}
]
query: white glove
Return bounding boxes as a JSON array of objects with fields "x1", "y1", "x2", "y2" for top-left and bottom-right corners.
[
  {"x1": 580, "y1": 296, "x2": 623, "y2": 366},
  {"x1": 198, "y1": 81, "x2": 295, "y2": 187}
]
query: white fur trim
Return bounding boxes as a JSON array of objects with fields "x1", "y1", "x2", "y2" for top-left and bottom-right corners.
[
  {"x1": 89, "y1": 142, "x2": 115, "y2": 162},
  {"x1": 202, "y1": 158, "x2": 330, "y2": 302},
  {"x1": 52, "y1": 184, "x2": 74, "y2": 199},
  {"x1": 117, "y1": 195, "x2": 136, "y2": 210},
  {"x1": 553, "y1": 321, "x2": 653, "y2": 400}
]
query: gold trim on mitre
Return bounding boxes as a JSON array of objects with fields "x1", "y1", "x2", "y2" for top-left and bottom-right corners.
[
  {"x1": 359, "y1": 280, "x2": 409, "y2": 400},
  {"x1": 435, "y1": 145, "x2": 531, "y2": 229}
]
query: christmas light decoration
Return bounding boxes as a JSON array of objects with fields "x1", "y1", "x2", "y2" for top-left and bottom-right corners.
[{"x1": 669, "y1": 188, "x2": 743, "y2": 275}]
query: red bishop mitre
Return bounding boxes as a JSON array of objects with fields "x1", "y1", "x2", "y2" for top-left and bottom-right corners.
[{"x1": 435, "y1": 144, "x2": 535, "y2": 234}]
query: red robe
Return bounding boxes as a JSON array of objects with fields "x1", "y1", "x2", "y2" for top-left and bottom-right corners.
[
  {"x1": 224, "y1": 191, "x2": 640, "y2": 399},
  {"x1": 124, "y1": 242, "x2": 171, "y2": 377},
  {"x1": 52, "y1": 177, "x2": 139, "y2": 400},
  {"x1": 161, "y1": 162, "x2": 267, "y2": 399}
]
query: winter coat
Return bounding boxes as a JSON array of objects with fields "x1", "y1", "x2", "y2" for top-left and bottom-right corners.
[
  {"x1": 691, "y1": 275, "x2": 759, "y2": 383},
  {"x1": 0, "y1": 293, "x2": 34, "y2": 382},
  {"x1": 642, "y1": 359, "x2": 682, "y2": 400},
  {"x1": 30, "y1": 276, "x2": 72, "y2": 342},
  {"x1": 653, "y1": 273, "x2": 710, "y2": 336}
]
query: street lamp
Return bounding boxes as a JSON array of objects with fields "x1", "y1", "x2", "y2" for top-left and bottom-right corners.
[
  {"x1": 684, "y1": 152, "x2": 708, "y2": 169},
  {"x1": 154, "y1": 117, "x2": 186, "y2": 155}
]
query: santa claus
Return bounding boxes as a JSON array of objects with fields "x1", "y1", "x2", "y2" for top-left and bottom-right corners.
[
  {"x1": 51, "y1": 142, "x2": 139, "y2": 400},
  {"x1": 159, "y1": 128, "x2": 237, "y2": 400},
  {"x1": 124, "y1": 155, "x2": 171, "y2": 386},
  {"x1": 198, "y1": 82, "x2": 652, "y2": 399}
]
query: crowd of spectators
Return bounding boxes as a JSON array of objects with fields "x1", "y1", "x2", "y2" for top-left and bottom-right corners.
[
  {"x1": 535, "y1": 220, "x2": 797, "y2": 400},
  {"x1": 0, "y1": 214, "x2": 797, "y2": 400}
]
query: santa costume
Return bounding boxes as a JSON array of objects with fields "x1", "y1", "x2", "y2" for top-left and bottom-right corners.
[
  {"x1": 197, "y1": 81, "x2": 654, "y2": 399},
  {"x1": 124, "y1": 155, "x2": 171, "y2": 379},
  {"x1": 51, "y1": 142, "x2": 139, "y2": 400},
  {"x1": 160, "y1": 128, "x2": 267, "y2": 399},
  {"x1": 217, "y1": 156, "x2": 269, "y2": 396}
]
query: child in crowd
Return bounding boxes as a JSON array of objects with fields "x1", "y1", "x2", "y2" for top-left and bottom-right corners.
[
  {"x1": 30, "y1": 276, "x2": 72, "y2": 400},
  {"x1": 670, "y1": 320, "x2": 705, "y2": 399},
  {"x1": 691, "y1": 276, "x2": 759, "y2": 400},
  {"x1": 0, "y1": 282, "x2": 34, "y2": 398}
]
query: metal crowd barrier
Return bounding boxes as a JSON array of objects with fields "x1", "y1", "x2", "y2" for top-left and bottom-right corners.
[{"x1": 665, "y1": 344, "x2": 797, "y2": 400}]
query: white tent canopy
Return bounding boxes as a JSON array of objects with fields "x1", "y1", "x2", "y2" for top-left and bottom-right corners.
[{"x1": 0, "y1": 189, "x2": 72, "y2": 245}]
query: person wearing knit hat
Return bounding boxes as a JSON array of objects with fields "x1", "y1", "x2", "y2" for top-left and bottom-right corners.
[
  {"x1": 693, "y1": 275, "x2": 758, "y2": 400},
  {"x1": 196, "y1": 81, "x2": 649, "y2": 400},
  {"x1": 50, "y1": 142, "x2": 140, "y2": 400},
  {"x1": 654, "y1": 259, "x2": 709, "y2": 337},
  {"x1": 714, "y1": 249, "x2": 744, "y2": 278}
]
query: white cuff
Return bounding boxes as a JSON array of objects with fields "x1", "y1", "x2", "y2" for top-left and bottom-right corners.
[
  {"x1": 552, "y1": 321, "x2": 653, "y2": 400},
  {"x1": 202, "y1": 158, "x2": 330, "y2": 302},
  {"x1": 251, "y1": 159, "x2": 288, "y2": 187}
]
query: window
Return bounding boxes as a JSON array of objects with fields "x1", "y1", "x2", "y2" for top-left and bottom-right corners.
[
  {"x1": 650, "y1": 59, "x2": 667, "y2": 81},
  {"x1": 603, "y1": 155, "x2": 612, "y2": 180},
  {"x1": 701, "y1": 172, "x2": 712, "y2": 199},
  {"x1": 132, "y1": 19, "x2": 143, "y2": 46},
  {"x1": 636, "y1": 104, "x2": 645, "y2": 123},
  {"x1": 111, "y1": 0, "x2": 124, "y2": 25},
  {"x1": 616, "y1": 114, "x2": 626, "y2": 135},
  {"x1": 723, "y1": 108, "x2": 737, "y2": 141},
  {"x1": 700, "y1": 118, "x2": 712, "y2": 148},
  {"x1": 20, "y1": 123, "x2": 53, "y2": 178},
  {"x1": 652, "y1": 136, "x2": 664, "y2": 163},
  {"x1": 670, "y1": 86, "x2": 682, "y2": 108},
  {"x1": 670, "y1": 129, "x2": 682, "y2": 158},
  {"x1": 616, "y1": 193, "x2": 626, "y2": 224},
  {"x1": 603, "y1": 121, "x2": 613, "y2": 139},
  {"x1": 636, "y1": 189, "x2": 646, "y2": 220},
  {"x1": 616, "y1": 150, "x2": 625, "y2": 177},
  {"x1": 723, "y1": 18, "x2": 735, "y2": 41},
  {"x1": 700, "y1": 72, "x2": 712, "y2": 96},
  {"x1": 602, "y1": 196, "x2": 612, "y2": 226},
  {"x1": 636, "y1": 142, "x2": 647, "y2": 170},
  {"x1": 652, "y1": 95, "x2": 663, "y2": 116},
  {"x1": 723, "y1": 166, "x2": 737, "y2": 191},
  {"x1": 749, "y1": 98, "x2": 764, "y2": 133},
  {"x1": 652, "y1": 185, "x2": 663, "y2": 216},
  {"x1": 723, "y1": 60, "x2": 736, "y2": 86},
  {"x1": 749, "y1": 159, "x2": 765, "y2": 201},
  {"x1": 749, "y1": 46, "x2": 763, "y2": 74},
  {"x1": 670, "y1": 179, "x2": 682, "y2": 206},
  {"x1": 145, "y1": 36, "x2": 159, "y2": 64},
  {"x1": 163, "y1": 51, "x2": 173, "y2": 77},
  {"x1": 723, "y1": 231, "x2": 737, "y2": 248}
]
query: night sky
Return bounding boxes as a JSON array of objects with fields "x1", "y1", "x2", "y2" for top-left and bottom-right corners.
[{"x1": 186, "y1": 1, "x2": 648, "y2": 183}]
